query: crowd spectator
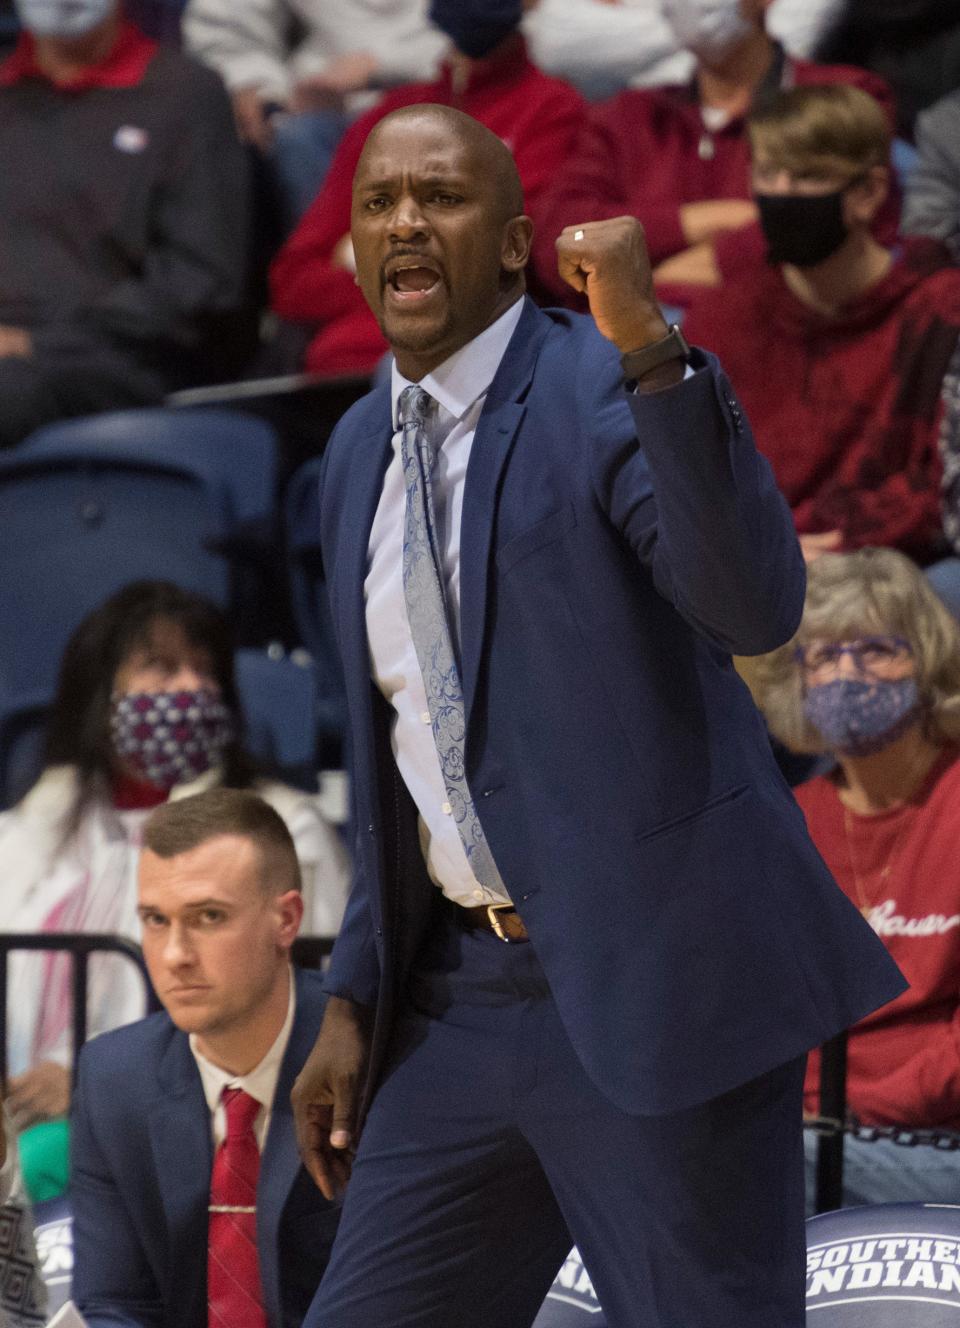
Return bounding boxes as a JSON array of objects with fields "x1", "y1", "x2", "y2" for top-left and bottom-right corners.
[
  {"x1": 531, "y1": 0, "x2": 895, "y2": 305},
  {"x1": 522, "y1": 0, "x2": 846, "y2": 100},
  {"x1": 903, "y1": 89, "x2": 960, "y2": 259},
  {"x1": 269, "y1": 0, "x2": 585, "y2": 380},
  {"x1": 183, "y1": 0, "x2": 445, "y2": 227},
  {"x1": 682, "y1": 84, "x2": 960, "y2": 575},
  {"x1": 71, "y1": 789, "x2": 340, "y2": 1328},
  {"x1": 751, "y1": 548, "x2": 960, "y2": 1206},
  {"x1": 816, "y1": 0, "x2": 960, "y2": 138},
  {"x1": 2, "y1": 581, "x2": 349, "y2": 1201},
  {"x1": 0, "y1": 0, "x2": 251, "y2": 448}
]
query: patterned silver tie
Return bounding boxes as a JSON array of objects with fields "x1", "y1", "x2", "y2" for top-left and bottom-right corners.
[{"x1": 398, "y1": 384, "x2": 507, "y2": 896}]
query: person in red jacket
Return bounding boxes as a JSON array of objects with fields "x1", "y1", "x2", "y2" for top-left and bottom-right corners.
[
  {"x1": 751, "y1": 547, "x2": 960, "y2": 1206},
  {"x1": 269, "y1": 0, "x2": 585, "y2": 380},
  {"x1": 683, "y1": 83, "x2": 960, "y2": 569},
  {"x1": 531, "y1": 0, "x2": 896, "y2": 309}
]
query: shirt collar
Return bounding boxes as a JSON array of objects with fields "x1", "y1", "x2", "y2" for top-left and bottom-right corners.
[
  {"x1": 682, "y1": 40, "x2": 788, "y2": 123},
  {"x1": 391, "y1": 296, "x2": 524, "y2": 429},
  {"x1": 0, "y1": 21, "x2": 157, "y2": 90},
  {"x1": 190, "y1": 967, "x2": 296, "y2": 1116}
]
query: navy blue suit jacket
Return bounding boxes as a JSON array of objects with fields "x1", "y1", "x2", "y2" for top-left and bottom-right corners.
[
  {"x1": 70, "y1": 968, "x2": 338, "y2": 1328},
  {"x1": 318, "y1": 299, "x2": 905, "y2": 1115}
]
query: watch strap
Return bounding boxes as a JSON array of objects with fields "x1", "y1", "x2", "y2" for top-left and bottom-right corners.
[{"x1": 621, "y1": 324, "x2": 691, "y2": 385}]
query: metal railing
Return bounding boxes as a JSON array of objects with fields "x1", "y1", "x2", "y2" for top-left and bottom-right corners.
[
  {"x1": 812, "y1": 1031, "x2": 848, "y2": 1214},
  {"x1": 0, "y1": 932, "x2": 159, "y2": 1086}
]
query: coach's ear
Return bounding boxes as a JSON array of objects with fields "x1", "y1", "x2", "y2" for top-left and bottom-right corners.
[{"x1": 501, "y1": 215, "x2": 533, "y2": 274}]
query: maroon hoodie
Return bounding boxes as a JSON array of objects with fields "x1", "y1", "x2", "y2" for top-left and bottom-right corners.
[{"x1": 683, "y1": 236, "x2": 960, "y2": 561}]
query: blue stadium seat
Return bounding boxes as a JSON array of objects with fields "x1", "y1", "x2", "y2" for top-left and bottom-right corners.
[
  {"x1": 0, "y1": 408, "x2": 279, "y2": 698},
  {"x1": 533, "y1": 1249, "x2": 605, "y2": 1326},
  {"x1": 234, "y1": 647, "x2": 320, "y2": 789},
  {"x1": 0, "y1": 688, "x2": 49, "y2": 811},
  {"x1": 806, "y1": 1202, "x2": 960, "y2": 1323},
  {"x1": 285, "y1": 456, "x2": 347, "y2": 745}
]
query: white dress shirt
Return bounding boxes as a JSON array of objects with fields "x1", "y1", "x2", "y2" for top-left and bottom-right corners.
[
  {"x1": 190, "y1": 968, "x2": 296, "y2": 1151},
  {"x1": 365, "y1": 299, "x2": 525, "y2": 910}
]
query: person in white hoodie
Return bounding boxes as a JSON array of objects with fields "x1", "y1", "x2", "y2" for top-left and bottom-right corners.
[
  {"x1": 183, "y1": 0, "x2": 445, "y2": 224},
  {"x1": 1, "y1": 580, "x2": 349, "y2": 1198}
]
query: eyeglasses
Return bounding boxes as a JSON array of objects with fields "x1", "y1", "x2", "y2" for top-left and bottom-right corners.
[{"x1": 795, "y1": 635, "x2": 914, "y2": 680}]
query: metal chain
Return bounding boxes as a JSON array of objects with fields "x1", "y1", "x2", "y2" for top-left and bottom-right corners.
[{"x1": 805, "y1": 1116, "x2": 960, "y2": 1150}]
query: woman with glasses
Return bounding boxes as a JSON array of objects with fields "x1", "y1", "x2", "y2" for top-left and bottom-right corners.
[{"x1": 752, "y1": 546, "x2": 960, "y2": 1206}]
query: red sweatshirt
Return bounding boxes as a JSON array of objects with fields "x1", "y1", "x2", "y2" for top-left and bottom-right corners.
[
  {"x1": 798, "y1": 748, "x2": 960, "y2": 1129},
  {"x1": 682, "y1": 237, "x2": 960, "y2": 561},
  {"x1": 269, "y1": 36, "x2": 585, "y2": 378},
  {"x1": 531, "y1": 46, "x2": 897, "y2": 305}
]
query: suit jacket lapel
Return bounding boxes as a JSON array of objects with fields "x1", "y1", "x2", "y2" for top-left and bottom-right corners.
[
  {"x1": 149, "y1": 1033, "x2": 212, "y2": 1327},
  {"x1": 256, "y1": 970, "x2": 324, "y2": 1327},
  {"x1": 460, "y1": 299, "x2": 550, "y2": 725}
]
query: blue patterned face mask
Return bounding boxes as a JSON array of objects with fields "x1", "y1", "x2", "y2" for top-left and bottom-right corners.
[{"x1": 802, "y1": 678, "x2": 921, "y2": 756}]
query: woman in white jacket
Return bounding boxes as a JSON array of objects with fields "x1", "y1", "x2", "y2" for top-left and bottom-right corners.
[{"x1": 1, "y1": 580, "x2": 350, "y2": 1176}]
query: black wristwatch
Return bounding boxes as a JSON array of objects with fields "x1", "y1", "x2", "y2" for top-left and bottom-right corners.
[{"x1": 621, "y1": 324, "x2": 691, "y2": 388}]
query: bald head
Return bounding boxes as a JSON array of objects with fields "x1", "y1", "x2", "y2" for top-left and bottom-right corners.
[
  {"x1": 359, "y1": 104, "x2": 525, "y2": 223},
  {"x1": 349, "y1": 101, "x2": 533, "y2": 380}
]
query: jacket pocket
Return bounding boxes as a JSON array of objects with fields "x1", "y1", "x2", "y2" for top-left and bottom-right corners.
[
  {"x1": 634, "y1": 783, "x2": 751, "y2": 845},
  {"x1": 495, "y1": 503, "x2": 577, "y2": 574}
]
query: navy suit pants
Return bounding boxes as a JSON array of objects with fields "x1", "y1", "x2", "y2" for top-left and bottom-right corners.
[{"x1": 305, "y1": 911, "x2": 807, "y2": 1327}]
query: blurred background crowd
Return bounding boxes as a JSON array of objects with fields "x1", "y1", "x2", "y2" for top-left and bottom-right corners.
[{"x1": 4, "y1": 0, "x2": 960, "y2": 1323}]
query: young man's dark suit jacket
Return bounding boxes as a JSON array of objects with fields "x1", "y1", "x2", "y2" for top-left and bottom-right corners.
[
  {"x1": 70, "y1": 967, "x2": 338, "y2": 1328},
  {"x1": 317, "y1": 297, "x2": 905, "y2": 1118}
]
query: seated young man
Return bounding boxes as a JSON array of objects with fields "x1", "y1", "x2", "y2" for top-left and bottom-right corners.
[
  {"x1": 268, "y1": 0, "x2": 585, "y2": 380},
  {"x1": 683, "y1": 83, "x2": 960, "y2": 569},
  {"x1": 531, "y1": 0, "x2": 896, "y2": 306},
  {"x1": 70, "y1": 788, "x2": 339, "y2": 1328},
  {"x1": 0, "y1": 0, "x2": 252, "y2": 447}
]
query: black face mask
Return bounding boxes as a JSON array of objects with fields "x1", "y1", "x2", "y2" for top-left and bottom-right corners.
[
  {"x1": 755, "y1": 187, "x2": 850, "y2": 267},
  {"x1": 428, "y1": 0, "x2": 521, "y2": 57}
]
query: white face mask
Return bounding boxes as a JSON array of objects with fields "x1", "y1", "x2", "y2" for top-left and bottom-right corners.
[
  {"x1": 14, "y1": 0, "x2": 114, "y2": 38},
  {"x1": 662, "y1": 0, "x2": 755, "y2": 62}
]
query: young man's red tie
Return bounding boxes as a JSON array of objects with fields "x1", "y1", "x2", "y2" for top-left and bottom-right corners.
[{"x1": 208, "y1": 1087, "x2": 268, "y2": 1327}]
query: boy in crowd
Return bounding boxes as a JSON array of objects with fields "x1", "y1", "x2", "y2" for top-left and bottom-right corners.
[{"x1": 684, "y1": 84, "x2": 960, "y2": 573}]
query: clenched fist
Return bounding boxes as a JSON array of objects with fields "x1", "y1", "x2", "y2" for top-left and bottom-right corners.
[{"x1": 556, "y1": 217, "x2": 669, "y2": 355}]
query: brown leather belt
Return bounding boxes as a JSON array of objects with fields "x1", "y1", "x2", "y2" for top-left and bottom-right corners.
[{"x1": 459, "y1": 902, "x2": 530, "y2": 944}]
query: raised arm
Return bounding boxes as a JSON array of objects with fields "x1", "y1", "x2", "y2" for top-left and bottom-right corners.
[{"x1": 557, "y1": 215, "x2": 805, "y2": 654}]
